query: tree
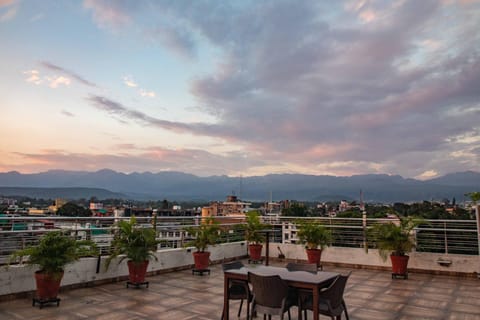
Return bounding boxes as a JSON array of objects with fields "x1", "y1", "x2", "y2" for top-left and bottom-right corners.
[
  {"x1": 56, "y1": 202, "x2": 92, "y2": 217},
  {"x1": 466, "y1": 192, "x2": 480, "y2": 204},
  {"x1": 161, "y1": 199, "x2": 169, "y2": 209},
  {"x1": 336, "y1": 209, "x2": 362, "y2": 218},
  {"x1": 281, "y1": 202, "x2": 310, "y2": 217}
]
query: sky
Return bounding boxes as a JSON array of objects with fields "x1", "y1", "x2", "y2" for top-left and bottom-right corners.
[{"x1": 0, "y1": 0, "x2": 479, "y2": 180}]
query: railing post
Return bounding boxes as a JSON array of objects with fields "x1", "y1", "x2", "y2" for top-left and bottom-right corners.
[
  {"x1": 362, "y1": 211, "x2": 367, "y2": 250},
  {"x1": 476, "y1": 205, "x2": 480, "y2": 256},
  {"x1": 444, "y1": 221, "x2": 448, "y2": 255}
]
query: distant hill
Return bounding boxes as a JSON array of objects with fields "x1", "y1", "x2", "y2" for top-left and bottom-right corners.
[
  {"x1": 0, "y1": 169, "x2": 478, "y2": 203},
  {"x1": 428, "y1": 171, "x2": 480, "y2": 186},
  {"x1": 0, "y1": 187, "x2": 127, "y2": 200}
]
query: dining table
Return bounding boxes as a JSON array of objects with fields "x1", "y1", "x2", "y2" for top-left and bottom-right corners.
[{"x1": 223, "y1": 264, "x2": 339, "y2": 320}]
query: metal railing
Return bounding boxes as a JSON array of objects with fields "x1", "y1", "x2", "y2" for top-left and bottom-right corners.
[{"x1": 0, "y1": 215, "x2": 478, "y2": 265}]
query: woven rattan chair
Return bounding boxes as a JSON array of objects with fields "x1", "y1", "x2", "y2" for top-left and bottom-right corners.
[
  {"x1": 285, "y1": 262, "x2": 318, "y2": 274},
  {"x1": 248, "y1": 272, "x2": 296, "y2": 320},
  {"x1": 285, "y1": 262, "x2": 318, "y2": 319},
  {"x1": 221, "y1": 261, "x2": 252, "y2": 320},
  {"x1": 301, "y1": 272, "x2": 351, "y2": 320}
]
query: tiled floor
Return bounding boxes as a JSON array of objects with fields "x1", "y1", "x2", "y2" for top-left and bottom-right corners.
[{"x1": 1, "y1": 261, "x2": 479, "y2": 319}]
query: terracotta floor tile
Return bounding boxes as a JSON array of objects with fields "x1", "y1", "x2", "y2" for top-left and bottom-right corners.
[{"x1": 0, "y1": 261, "x2": 479, "y2": 320}]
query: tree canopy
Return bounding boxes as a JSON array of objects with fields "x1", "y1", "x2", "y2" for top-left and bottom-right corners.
[{"x1": 56, "y1": 202, "x2": 92, "y2": 217}]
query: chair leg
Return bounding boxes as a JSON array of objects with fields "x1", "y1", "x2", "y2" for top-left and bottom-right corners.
[
  {"x1": 342, "y1": 300, "x2": 349, "y2": 320},
  {"x1": 238, "y1": 299, "x2": 244, "y2": 317}
]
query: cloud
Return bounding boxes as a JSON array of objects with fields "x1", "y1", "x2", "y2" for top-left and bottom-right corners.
[
  {"x1": 30, "y1": 13, "x2": 44, "y2": 22},
  {"x1": 86, "y1": 95, "x2": 191, "y2": 133},
  {"x1": 0, "y1": 0, "x2": 17, "y2": 22},
  {"x1": 41, "y1": 61, "x2": 97, "y2": 87},
  {"x1": 139, "y1": 89, "x2": 155, "y2": 98},
  {"x1": 0, "y1": 0, "x2": 16, "y2": 6},
  {"x1": 24, "y1": 70, "x2": 42, "y2": 85},
  {"x1": 61, "y1": 110, "x2": 75, "y2": 117},
  {"x1": 148, "y1": 24, "x2": 197, "y2": 60},
  {"x1": 83, "y1": 0, "x2": 134, "y2": 30},
  {"x1": 122, "y1": 75, "x2": 156, "y2": 98},
  {"x1": 10, "y1": 147, "x2": 260, "y2": 176},
  {"x1": 416, "y1": 170, "x2": 439, "y2": 180},
  {"x1": 122, "y1": 76, "x2": 137, "y2": 88},
  {"x1": 47, "y1": 76, "x2": 71, "y2": 88},
  {"x1": 24, "y1": 69, "x2": 72, "y2": 89},
  {"x1": 18, "y1": 0, "x2": 479, "y2": 178}
]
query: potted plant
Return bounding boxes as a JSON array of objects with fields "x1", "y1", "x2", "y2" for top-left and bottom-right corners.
[
  {"x1": 184, "y1": 216, "x2": 221, "y2": 271},
  {"x1": 296, "y1": 220, "x2": 332, "y2": 267},
  {"x1": 466, "y1": 192, "x2": 480, "y2": 217},
  {"x1": 245, "y1": 211, "x2": 265, "y2": 261},
  {"x1": 106, "y1": 216, "x2": 159, "y2": 287},
  {"x1": 369, "y1": 216, "x2": 423, "y2": 279},
  {"x1": 9, "y1": 231, "x2": 98, "y2": 307}
]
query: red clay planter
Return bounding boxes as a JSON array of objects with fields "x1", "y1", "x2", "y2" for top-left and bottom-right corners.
[
  {"x1": 35, "y1": 271, "x2": 63, "y2": 300},
  {"x1": 248, "y1": 244, "x2": 263, "y2": 261},
  {"x1": 127, "y1": 260, "x2": 149, "y2": 284}
]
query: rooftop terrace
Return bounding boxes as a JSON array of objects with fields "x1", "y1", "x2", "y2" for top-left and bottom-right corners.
[{"x1": 1, "y1": 259, "x2": 479, "y2": 320}]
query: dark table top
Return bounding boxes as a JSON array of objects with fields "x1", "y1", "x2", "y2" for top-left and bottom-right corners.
[{"x1": 224, "y1": 265, "x2": 339, "y2": 285}]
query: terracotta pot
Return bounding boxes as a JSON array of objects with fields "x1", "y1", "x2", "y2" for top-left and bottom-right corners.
[
  {"x1": 306, "y1": 248, "x2": 322, "y2": 267},
  {"x1": 35, "y1": 270, "x2": 64, "y2": 300},
  {"x1": 248, "y1": 244, "x2": 263, "y2": 261},
  {"x1": 127, "y1": 260, "x2": 149, "y2": 283},
  {"x1": 192, "y1": 251, "x2": 210, "y2": 270},
  {"x1": 390, "y1": 255, "x2": 409, "y2": 275}
]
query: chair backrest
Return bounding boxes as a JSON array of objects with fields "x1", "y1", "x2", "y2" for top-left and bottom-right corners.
[
  {"x1": 248, "y1": 272, "x2": 289, "y2": 308},
  {"x1": 222, "y1": 260, "x2": 244, "y2": 271},
  {"x1": 285, "y1": 262, "x2": 318, "y2": 274},
  {"x1": 319, "y1": 272, "x2": 351, "y2": 310}
]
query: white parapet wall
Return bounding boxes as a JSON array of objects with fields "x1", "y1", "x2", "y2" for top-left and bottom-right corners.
[
  {"x1": 0, "y1": 241, "x2": 248, "y2": 297},
  {"x1": 273, "y1": 243, "x2": 480, "y2": 275}
]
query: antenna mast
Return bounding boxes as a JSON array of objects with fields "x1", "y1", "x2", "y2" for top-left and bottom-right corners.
[{"x1": 239, "y1": 175, "x2": 243, "y2": 200}]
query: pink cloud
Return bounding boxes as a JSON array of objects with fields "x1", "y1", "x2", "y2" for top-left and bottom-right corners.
[{"x1": 83, "y1": 0, "x2": 132, "y2": 30}]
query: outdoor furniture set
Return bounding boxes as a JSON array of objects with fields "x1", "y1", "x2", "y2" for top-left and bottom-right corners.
[{"x1": 222, "y1": 261, "x2": 350, "y2": 320}]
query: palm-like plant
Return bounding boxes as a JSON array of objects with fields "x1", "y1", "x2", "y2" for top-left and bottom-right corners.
[
  {"x1": 296, "y1": 220, "x2": 332, "y2": 250},
  {"x1": 9, "y1": 231, "x2": 98, "y2": 277},
  {"x1": 106, "y1": 216, "x2": 159, "y2": 268},
  {"x1": 184, "y1": 216, "x2": 221, "y2": 252},
  {"x1": 245, "y1": 211, "x2": 265, "y2": 245},
  {"x1": 370, "y1": 216, "x2": 424, "y2": 260},
  {"x1": 466, "y1": 192, "x2": 480, "y2": 204}
]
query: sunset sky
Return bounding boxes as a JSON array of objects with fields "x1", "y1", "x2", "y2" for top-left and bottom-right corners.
[{"x1": 1, "y1": 0, "x2": 479, "y2": 179}]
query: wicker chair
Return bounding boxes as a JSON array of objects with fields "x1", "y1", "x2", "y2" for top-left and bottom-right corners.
[
  {"x1": 285, "y1": 262, "x2": 318, "y2": 319},
  {"x1": 301, "y1": 272, "x2": 351, "y2": 320},
  {"x1": 285, "y1": 262, "x2": 318, "y2": 274},
  {"x1": 248, "y1": 272, "x2": 296, "y2": 320},
  {"x1": 221, "y1": 261, "x2": 252, "y2": 320}
]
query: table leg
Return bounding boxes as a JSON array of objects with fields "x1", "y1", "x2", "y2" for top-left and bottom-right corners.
[
  {"x1": 313, "y1": 285, "x2": 319, "y2": 320},
  {"x1": 223, "y1": 274, "x2": 230, "y2": 320}
]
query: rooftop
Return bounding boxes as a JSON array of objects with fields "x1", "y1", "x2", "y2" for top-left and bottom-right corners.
[{"x1": 1, "y1": 260, "x2": 479, "y2": 320}]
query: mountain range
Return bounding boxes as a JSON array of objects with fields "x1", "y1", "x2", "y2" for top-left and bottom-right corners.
[{"x1": 0, "y1": 169, "x2": 479, "y2": 203}]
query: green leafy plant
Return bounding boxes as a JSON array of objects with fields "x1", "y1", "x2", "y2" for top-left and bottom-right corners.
[
  {"x1": 245, "y1": 211, "x2": 266, "y2": 245},
  {"x1": 106, "y1": 216, "x2": 159, "y2": 269},
  {"x1": 9, "y1": 231, "x2": 98, "y2": 276},
  {"x1": 369, "y1": 216, "x2": 424, "y2": 260},
  {"x1": 466, "y1": 192, "x2": 480, "y2": 204},
  {"x1": 184, "y1": 216, "x2": 221, "y2": 252},
  {"x1": 296, "y1": 220, "x2": 332, "y2": 250}
]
